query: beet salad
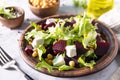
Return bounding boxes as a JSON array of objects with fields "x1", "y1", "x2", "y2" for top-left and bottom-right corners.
[{"x1": 24, "y1": 14, "x2": 109, "y2": 72}]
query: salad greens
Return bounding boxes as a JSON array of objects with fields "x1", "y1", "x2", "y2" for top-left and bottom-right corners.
[
  {"x1": 0, "y1": 6, "x2": 16, "y2": 19},
  {"x1": 58, "y1": 65, "x2": 75, "y2": 71},
  {"x1": 36, "y1": 60, "x2": 54, "y2": 72},
  {"x1": 78, "y1": 49, "x2": 97, "y2": 69},
  {"x1": 25, "y1": 14, "x2": 98, "y2": 72}
]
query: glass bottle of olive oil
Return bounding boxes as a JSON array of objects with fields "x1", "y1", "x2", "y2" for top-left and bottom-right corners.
[{"x1": 87, "y1": 0, "x2": 114, "y2": 19}]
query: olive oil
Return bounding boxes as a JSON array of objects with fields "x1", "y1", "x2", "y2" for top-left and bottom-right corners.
[{"x1": 87, "y1": 0, "x2": 114, "y2": 19}]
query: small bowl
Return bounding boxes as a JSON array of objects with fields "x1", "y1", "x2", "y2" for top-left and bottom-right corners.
[
  {"x1": 28, "y1": 0, "x2": 60, "y2": 18},
  {"x1": 0, "y1": 6, "x2": 24, "y2": 29},
  {"x1": 19, "y1": 14, "x2": 118, "y2": 77}
]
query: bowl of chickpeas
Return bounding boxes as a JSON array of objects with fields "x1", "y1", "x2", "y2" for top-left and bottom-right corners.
[{"x1": 28, "y1": 0, "x2": 60, "y2": 18}]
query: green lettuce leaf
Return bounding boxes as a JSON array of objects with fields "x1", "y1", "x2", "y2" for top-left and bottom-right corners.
[
  {"x1": 84, "y1": 49, "x2": 97, "y2": 59},
  {"x1": 82, "y1": 30, "x2": 97, "y2": 49},
  {"x1": 30, "y1": 22, "x2": 39, "y2": 30},
  {"x1": 0, "y1": 6, "x2": 16, "y2": 19},
  {"x1": 25, "y1": 30, "x2": 47, "y2": 44},
  {"x1": 59, "y1": 65, "x2": 75, "y2": 71},
  {"x1": 35, "y1": 60, "x2": 53, "y2": 72},
  {"x1": 78, "y1": 57, "x2": 96, "y2": 69},
  {"x1": 37, "y1": 45, "x2": 46, "y2": 61},
  {"x1": 78, "y1": 49, "x2": 96, "y2": 69}
]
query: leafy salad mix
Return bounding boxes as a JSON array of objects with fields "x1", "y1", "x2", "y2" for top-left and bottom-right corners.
[
  {"x1": 0, "y1": 6, "x2": 21, "y2": 19},
  {"x1": 24, "y1": 14, "x2": 109, "y2": 72}
]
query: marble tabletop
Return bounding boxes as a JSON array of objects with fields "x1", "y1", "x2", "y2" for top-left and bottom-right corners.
[{"x1": 0, "y1": 0, "x2": 120, "y2": 80}]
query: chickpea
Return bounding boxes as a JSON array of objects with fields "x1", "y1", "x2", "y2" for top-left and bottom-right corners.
[
  {"x1": 47, "y1": 60, "x2": 53, "y2": 65},
  {"x1": 39, "y1": 2, "x2": 42, "y2": 6},
  {"x1": 37, "y1": 5, "x2": 40, "y2": 8},
  {"x1": 33, "y1": 48, "x2": 37, "y2": 52},
  {"x1": 45, "y1": 58, "x2": 53, "y2": 65},
  {"x1": 47, "y1": 54, "x2": 53, "y2": 59},
  {"x1": 52, "y1": 0, "x2": 57, "y2": 4},
  {"x1": 69, "y1": 61, "x2": 75, "y2": 67},
  {"x1": 37, "y1": 25, "x2": 42, "y2": 30},
  {"x1": 32, "y1": 49, "x2": 38, "y2": 57},
  {"x1": 49, "y1": 3, "x2": 53, "y2": 6},
  {"x1": 32, "y1": 1, "x2": 37, "y2": 7},
  {"x1": 45, "y1": 58, "x2": 48, "y2": 62},
  {"x1": 36, "y1": 0, "x2": 40, "y2": 5},
  {"x1": 30, "y1": 0, "x2": 34, "y2": 3},
  {"x1": 41, "y1": 4, "x2": 46, "y2": 8},
  {"x1": 32, "y1": 51, "x2": 38, "y2": 57}
]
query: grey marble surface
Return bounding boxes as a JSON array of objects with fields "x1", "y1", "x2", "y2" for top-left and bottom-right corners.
[{"x1": 0, "y1": 0, "x2": 120, "y2": 80}]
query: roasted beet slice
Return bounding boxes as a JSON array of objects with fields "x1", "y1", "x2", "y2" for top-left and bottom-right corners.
[
  {"x1": 64, "y1": 20, "x2": 76, "y2": 27},
  {"x1": 95, "y1": 42, "x2": 110, "y2": 57},
  {"x1": 91, "y1": 19, "x2": 97, "y2": 25},
  {"x1": 43, "y1": 22, "x2": 55, "y2": 30},
  {"x1": 52, "y1": 40, "x2": 66, "y2": 54},
  {"x1": 64, "y1": 56, "x2": 79, "y2": 68},
  {"x1": 92, "y1": 21, "x2": 102, "y2": 34},
  {"x1": 25, "y1": 45, "x2": 33, "y2": 54},
  {"x1": 64, "y1": 56, "x2": 72, "y2": 65},
  {"x1": 46, "y1": 45, "x2": 54, "y2": 54},
  {"x1": 64, "y1": 22, "x2": 73, "y2": 27},
  {"x1": 96, "y1": 36, "x2": 103, "y2": 42},
  {"x1": 42, "y1": 45, "x2": 54, "y2": 58},
  {"x1": 71, "y1": 20, "x2": 76, "y2": 24},
  {"x1": 41, "y1": 23, "x2": 46, "y2": 29},
  {"x1": 75, "y1": 41, "x2": 87, "y2": 55}
]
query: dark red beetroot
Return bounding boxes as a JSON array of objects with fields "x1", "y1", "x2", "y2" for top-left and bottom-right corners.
[
  {"x1": 64, "y1": 56, "x2": 80, "y2": 68},
  {"x1": 52, "y1": 40, "x2": 66, "y2": 54},
  {"x1": 91, "y1": 19, "x2": 97, "y2": 26},
  {"x1": 71, "y1": 20, "x2": 76, "y2": 24},
  {"x1": 95, "y1": 42, "x2": 110, "y2": 57},
  {"x1": 64, "y1": 20, "x2": 76, "y2": 27},
  {"x1": 41, "y1": 23, "x2": 46, "y2": 29},
  {"x1": 96, "y1": 36, "x2": 103, "y2": 42},
  {"x1": 25, "y1": 45, "x2": 33, "y2": 54},
  {"x1": 42, "y1": 45, "x2": 54, "y2": 58},
  {"x1": 64, "y1": 22, "x2": 72, "y2": 27},
  {"x1": 75, "y1": 41, "x2": 87, "y2": 55},
  {"x1": 42, "y1": 22, "x2": 55, "y2": 30}
]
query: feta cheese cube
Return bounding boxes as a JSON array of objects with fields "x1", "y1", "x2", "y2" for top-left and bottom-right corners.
[
  {"x1": 32, "y1": 37, "x2": 44, "y2": 48},
  {"x1": 65, "y1": 45, "x2": 77, "y2": 57},
  {"x1": 53, "y1": 54, "x2": 65, "y2": 66}
]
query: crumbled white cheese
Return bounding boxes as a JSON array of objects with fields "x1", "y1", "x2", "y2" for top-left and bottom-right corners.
[
  {"x1": 32, "y1": 37, "x2": 44, "y2": 48},
  {"x1": 46, "y1": 18, "x2": 56, "y2": 24},
  {"x1": 65, "y1": 45, "x2": 77, "y2": 57},
  {"x1": 53, "y1": 54, "x2": 65, "y2": 66}
]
